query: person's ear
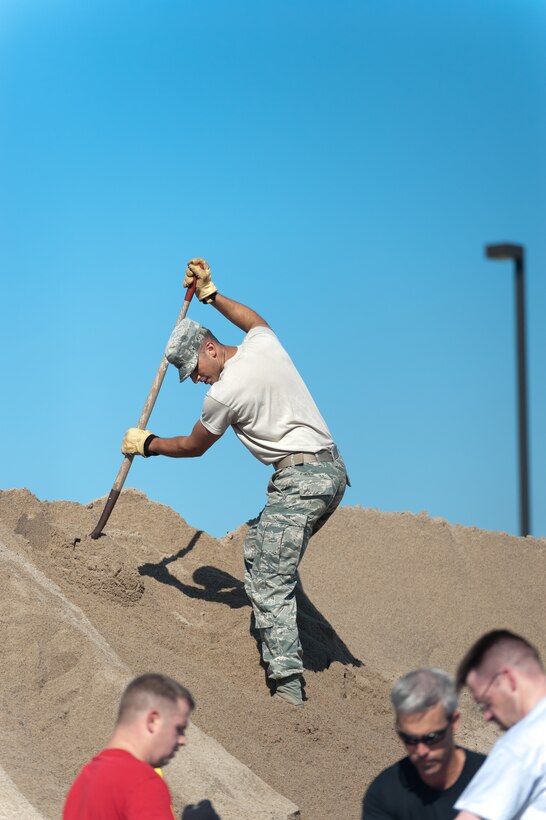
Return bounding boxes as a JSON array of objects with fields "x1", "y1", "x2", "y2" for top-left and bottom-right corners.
[
  {"x1": 146, "y1": 709, "x2": 160, "y2": 734},
  {"x1": 505, "y1": 667, "x2": 518, "y2": 691},
  {"x1": 451, "y1": 709, "x2": 461, "y2": 733}
]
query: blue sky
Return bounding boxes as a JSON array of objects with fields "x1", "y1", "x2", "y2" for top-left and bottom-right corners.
[{"x1": 1, "y1": 0, "x2": 545, "y2": 539}]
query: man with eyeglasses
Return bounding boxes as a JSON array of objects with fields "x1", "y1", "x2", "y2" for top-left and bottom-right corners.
[
  {"x1": 454, "y1": 629, "x2": 546, "y2": 820},
  {"x1": 362, "y1": 668, "x2": 485, "y2": 818}
]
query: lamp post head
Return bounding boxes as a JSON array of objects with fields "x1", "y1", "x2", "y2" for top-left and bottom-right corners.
[{"x1": 485, "y1": 243, "x2": 524, "y2": 261}]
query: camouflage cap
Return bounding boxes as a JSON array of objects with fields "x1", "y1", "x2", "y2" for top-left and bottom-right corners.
[{"x1": 165, "y1": 318, "x2": 208, "y2": 382}]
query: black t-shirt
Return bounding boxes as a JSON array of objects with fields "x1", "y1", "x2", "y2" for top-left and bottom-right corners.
[{"x1": 362, "y1": 749, "x2": 486, "y2": 819}]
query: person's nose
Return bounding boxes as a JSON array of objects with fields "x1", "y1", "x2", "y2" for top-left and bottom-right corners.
[
  {"x1": 415, "y1": 742, "x2": 429, "y2": 757},
  {"x1": 482, "y1": 706, "x2": 494, "y2": 723},
  {"x1": 178, "y1": 734, "x2": 187, "y2": 747}
]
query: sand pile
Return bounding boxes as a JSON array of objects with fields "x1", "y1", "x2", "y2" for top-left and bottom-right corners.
[{"x1": 0, "y1": 487, "x2": 545, "y2": 819}]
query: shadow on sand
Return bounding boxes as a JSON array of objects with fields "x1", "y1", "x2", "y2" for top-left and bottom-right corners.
[
  {"x1": 138, "y1": 530, "x2": 362, "y2": 673},
  {"x1": 181, "y1": 798, "x2": 221, "y2": 819}
]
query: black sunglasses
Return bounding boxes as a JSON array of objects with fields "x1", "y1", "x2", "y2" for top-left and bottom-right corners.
[{"x1": 397, "y1": 717, "x2": 452, "y2": 747}]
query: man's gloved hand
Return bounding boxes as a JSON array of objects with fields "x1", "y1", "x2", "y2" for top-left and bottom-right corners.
[
  {"x1": 183, "y1": 258, "x2": 218, "y2": 303},
  {"x1": 122, "y1": 428, "x2": 158, "y2": 457}
]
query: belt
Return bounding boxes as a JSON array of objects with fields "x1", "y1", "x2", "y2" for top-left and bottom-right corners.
[{"x1": 274, "y1": 445, "x2": 339, "y2": 471}]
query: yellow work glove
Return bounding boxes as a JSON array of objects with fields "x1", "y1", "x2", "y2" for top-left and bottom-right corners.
[
  {"x1": 122, "y1": 428, "x2": 158, "y2": 457},
  {"x1": 183, "y1": 257, "x2": 218, "y2": 303}
]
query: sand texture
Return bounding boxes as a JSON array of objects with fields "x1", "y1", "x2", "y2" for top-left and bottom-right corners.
[{"x1": 0, "y1": 487, "x2": 545, "y2": 819}]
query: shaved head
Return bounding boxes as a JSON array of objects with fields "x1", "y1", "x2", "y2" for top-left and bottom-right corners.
[
  {"x1": 117, "y1": 673, "x2": 194, "y2": 726},
  {"x1": 456, "y1": 630, "x2": 543, "y2": 690}
]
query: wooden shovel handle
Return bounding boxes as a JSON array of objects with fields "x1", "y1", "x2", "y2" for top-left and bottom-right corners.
[{"x1": 90, "y1": 278, "x2": 197, "y2": 539}]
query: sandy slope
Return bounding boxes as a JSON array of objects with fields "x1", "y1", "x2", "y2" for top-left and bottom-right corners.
[{"x1": 0, "y1": 488, "x2": 544, "y2": 818}]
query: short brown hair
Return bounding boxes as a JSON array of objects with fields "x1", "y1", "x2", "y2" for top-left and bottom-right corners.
[
  {"x1": 199, "y1": 329, "x2": 220, "y2": 351},
  {"x1": 117, "y1": 673, "x2": 195, "y2": 723},
  {"x1": 456, "y1": 629, "x2": 542, "y2": 691}
]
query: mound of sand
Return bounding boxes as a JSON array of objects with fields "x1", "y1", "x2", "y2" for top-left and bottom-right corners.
[{"x1": 0, "y1": 487, "x2": 545, "y2": 818}]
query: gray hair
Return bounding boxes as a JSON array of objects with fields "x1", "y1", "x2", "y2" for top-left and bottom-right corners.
[{"x1": 391, "y1": 668, "x2": 458, "y2": 718}]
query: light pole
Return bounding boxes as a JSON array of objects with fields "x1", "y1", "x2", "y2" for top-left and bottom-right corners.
[{"x1": 484, "y1": 243, "x2": 530, "y2": 536}]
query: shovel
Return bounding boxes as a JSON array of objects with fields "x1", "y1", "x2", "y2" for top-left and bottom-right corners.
[{"x1": 90, "y1": 278, "x2": 197, "y2": 539}]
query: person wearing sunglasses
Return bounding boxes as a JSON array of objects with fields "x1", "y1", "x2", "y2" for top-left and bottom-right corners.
[
  {"x1": 362, "y1": 668, "x2": 485, "y2": 819},
  {"x1": 454, "y1": 629, "x2": 546, "y2": 820}
]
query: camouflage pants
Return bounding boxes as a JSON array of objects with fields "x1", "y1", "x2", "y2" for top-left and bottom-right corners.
[{"x1": 243, "y1": 455, "x2": 347, "y2": 680}]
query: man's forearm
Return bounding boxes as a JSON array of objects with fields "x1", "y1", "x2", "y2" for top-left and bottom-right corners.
[
  {"x1": 148, "y1": 435, "x2": 206, "y2": 458},
  {"x1": 211, "y1": 293, "x2": 269, "y2": 332},
  {"x1": 147, "y1": 420, "x2": 221, "y2": 458}
]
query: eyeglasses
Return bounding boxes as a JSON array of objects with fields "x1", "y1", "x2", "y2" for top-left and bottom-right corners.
[
  {"x1": 397, "y1": 717, "x2": 452, "y2": 747},
  {"x1": 475, "y1": 670, "x2": 505, "y2": 713}
]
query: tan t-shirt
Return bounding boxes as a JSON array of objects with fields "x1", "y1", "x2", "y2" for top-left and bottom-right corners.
[{"x1": 200, "y1": 326, "x2": 334, "y2": 465}]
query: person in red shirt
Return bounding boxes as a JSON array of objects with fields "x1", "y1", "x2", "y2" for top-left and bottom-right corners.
[{"x1": 63, "y1": 672, "x2": 194, "y2": 819}]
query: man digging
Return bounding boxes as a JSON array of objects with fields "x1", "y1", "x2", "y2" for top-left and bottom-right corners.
[{"x1": 122, "y1": 258, "x2": 348, "y2": 707}]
